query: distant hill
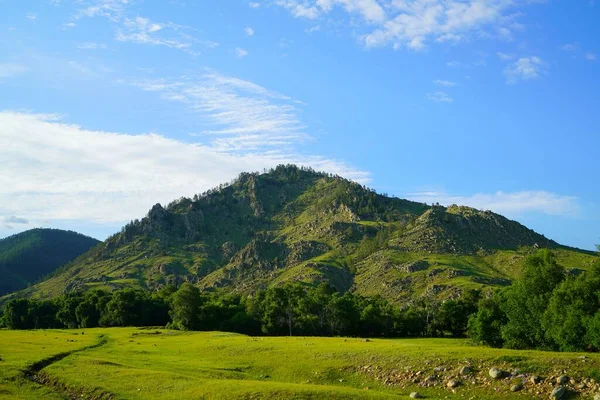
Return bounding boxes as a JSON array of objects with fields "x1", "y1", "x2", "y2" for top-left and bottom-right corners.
[
  {"x1": 5, "y1": 165, "x2": 597, "y2": 303},
  {"x1": 0, "y1": 228, "x2": 100, "y2": 295}
]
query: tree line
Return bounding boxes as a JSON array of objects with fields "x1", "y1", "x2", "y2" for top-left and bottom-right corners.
[
  {"x1": 0, "y1": 282, "x2": 479, "y2": 339},
  {"x1": 3, "y1": 249, "x2": 600, "y2": 353},
  {"x1": 469, "y1": 249, "x2": 600, "y2": 352}
]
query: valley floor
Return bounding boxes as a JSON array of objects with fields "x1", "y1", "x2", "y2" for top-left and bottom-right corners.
[{"x1": 1, "y1": 328, "x2": 599, "y2": 399}]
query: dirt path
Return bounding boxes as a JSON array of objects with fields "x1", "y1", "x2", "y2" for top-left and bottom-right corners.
[{"x1": 21, "y1": 334, "x2": 115, "y2": 400}]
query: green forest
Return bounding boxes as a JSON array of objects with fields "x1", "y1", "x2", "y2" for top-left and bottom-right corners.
[{"x1": 4, "y1": 249, "x2": 600, "y2": 353}]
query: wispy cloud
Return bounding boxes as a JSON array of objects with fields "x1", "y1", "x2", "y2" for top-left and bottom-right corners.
[
  {"x1": 4, "y1": 216, "x2": 29, "y2": 225},
  {"x1": 74, "y1": 2, "x2": 217, "y2": 55},
  {"x1": 585, "y1": 52, "x2": 597, "y2": 61},
  {"x1": 407, "y1": 190, "x2": 580, "y2": 217},
  {"x1": 116, "y1": 16, "x2": 194, "y2": 53},
  {"x1": 504, "y1": 56, "x2": 547, "y2": 84},
  {"x1": 0, "y1": 111, "x2": 368, "y2": 227},
  {"x1": 560, "y1": 42, "x2": 579, "y2": 52},
  {"x1": 245, "y1": 27, "x2": 255, "y2": 36},
  {"x1": 76, "y1": 42, "x2": 107, "y2": 50},
  {"x1": 26, "y1": 13, "x2": 37, "y2": 21},
  {"x1": 249, "y1": 2, "x2": 260, "y2": 8},
  {"x1": 496, "y1": 51, "x2": 514, "y2": 60},
  {"x1": 235, "y1": 47, "x2": 249, "y2": 57},
  {"x1": 277, "y1": 0, "x2": 541, "y2": 50},
  {"x1": 127, "y1": 71, "x2": 310, "y2": 151},
  {"x1": 426, "y1": 91, "x2": 453, "y2": 103},
  {"x1": 76, "y1": 0, "x2": 130, "y2": 21},
  {"x1": 0, "y1": 63, "x2": 29, "y2": 79},
  {"x1": 433, "y1": 79, "x2": 458, "y2": 87}
]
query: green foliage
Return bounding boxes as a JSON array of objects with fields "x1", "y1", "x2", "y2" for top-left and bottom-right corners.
[
  {"x1": 500, "y1": 250, "x2": 564, "y2": 349},
  {"x1": 542, "y1": 264, "x2": 600, "y2": 351},
  {"x1": 468, "y1": 252, "x2": 600, "y2": 352},
  {"x1": 169, "y1": 283, "x2": 202, "y2": 330},
  {"x1": 430, "y1": 289, "x2": 480, "y2": 337},
  {"x1": 468, "y1": 295, "x2": 507, "y2": 347}
]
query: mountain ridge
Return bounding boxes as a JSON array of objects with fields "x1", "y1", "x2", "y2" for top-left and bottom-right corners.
[{"x1": 3, "y1": 165, "x2": 596, "y2": 303}]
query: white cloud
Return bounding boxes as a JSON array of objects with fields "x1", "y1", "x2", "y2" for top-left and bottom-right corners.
[
  {"x1": 504, "y1": 56, "x2": 547, "y2": 84},
  {"x1": 26, "y1": 13, "x2": 37, "y2": 21},
  {"x1": 585, "y1": 52, "x2": 597, "y2": 61},
  {"x1": 62, "y1": 22, "x2": 77, "y2": 29},
  {"x1": 76, "y1": 0, "x2": 130, "y2": 21},
  {"x1": 276, "y1": 0, "x2": 320, "y2": 19},
  {"x1": 249, "y1": 2, "x2": 261, "y2": 8},
  {"x1": 496, "y1": 51, "x2": 514, "y2": 60},
  {"x1": 127, "y1": 71, "x2": 310, "y2": 151},
  {"x1": 0, "y1": 111, "x2": 368, "y2": 228},
  {"x1": 407, "y1": 190, "x2": 580, "y2": 217},
  {"x1": 235, "y1": 47, "x2": 249, "y2": 57},
  {"x1": 426, "y1": 91, "x2": 453, "y2": 103},
  {"x1": 245, "y1": 27, "x2": 255, "y2": 36},
  {"x1": 560, "y1": 42, "x2": 579, "y2": 52},
  {"x1": 0, "y1": 63, "x2": 28, "y2": 79},
  {"x1": 77, "y1": 42, "x2": 107, "y2": 50},
  {"x1": 277, "y1": 0, "x2": 541, "y2": 50},
  {"x1": 116, "y1": 17, "x2": 192, "y2": 51},
  {"x1": 433, "y1": 79, "x2": 457, "y2": 87}
]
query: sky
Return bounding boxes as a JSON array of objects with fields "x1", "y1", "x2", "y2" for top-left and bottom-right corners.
[{"x1": 0, "y1": 0, "x2": 598, "y2": 250}]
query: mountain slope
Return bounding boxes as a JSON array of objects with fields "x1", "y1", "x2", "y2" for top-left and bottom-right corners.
[
  {"x1": 7, "y1": 165, "x2": 597, "y2": 303},
  {"x1": 0, "y1": 228, "x2": 100, "y2": 295}
]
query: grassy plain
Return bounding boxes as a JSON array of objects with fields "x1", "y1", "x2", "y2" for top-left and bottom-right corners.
[{"x1": 2, "y1": 328, "x2": 600, "y2": 399}]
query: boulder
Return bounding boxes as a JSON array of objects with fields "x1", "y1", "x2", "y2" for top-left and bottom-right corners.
[
  {"x1": 557, "y1": 375, "x2": 569, "y2": 385},
  {"x1": 459, "y1": 366, "x2": 472, "y2": 375},
  {"x1": 550, "y1": 386, "x2": 566, "y2": 399},
  {"x1": 447, "y1": 379, "x2": 460, "y2": 388},
  {"x1": 489, "y1": 367, "x2": 503, "y2": 379},
  {"x1": 511, "y1": 383, "x2": 523, "y2": 392},
  {"x1": 409, "y1": 392, "x2": 422, "y2": 399},
  {"x1": 530, "y1": 375, "x2": 542, "y2": 384}
]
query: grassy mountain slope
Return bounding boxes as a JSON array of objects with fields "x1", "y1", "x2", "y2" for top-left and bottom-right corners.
[
  {"x1": 0, "y1": 228, "x2": 100, "y2": 295},
  {"x1": 6, "y1": 165, "x2": 597, "y2": 303}
]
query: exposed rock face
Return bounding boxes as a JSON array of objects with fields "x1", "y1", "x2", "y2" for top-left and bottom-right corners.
[
  {"x1": 221, "y1": 242, "x2": 239, "y2": 261},
  {"x1": 399, "y1": 261, "x2": 429, "y2": 273},
  {"x1": 395, "y1": 205, "x2": 558, "y2": 254},
  {"x1": 287, "y1": 241, "x2": 329, "y2": 265}
]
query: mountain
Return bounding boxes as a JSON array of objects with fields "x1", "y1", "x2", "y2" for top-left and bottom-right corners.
[
  {"x1": 5, "y1": 165, "x2": 597, "y2": 304},
  {"x1": 0, "y1": 228, "x2": 100, "y2": 295}
]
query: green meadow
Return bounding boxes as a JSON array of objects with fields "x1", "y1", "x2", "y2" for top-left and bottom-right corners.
[{"x1": 2, "y1": 328, "x2": 600, "y2": 399}]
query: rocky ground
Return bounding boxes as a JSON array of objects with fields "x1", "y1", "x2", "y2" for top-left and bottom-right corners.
[{"x1": 358, "y1": 358, "x2": 600, "y2": 399}]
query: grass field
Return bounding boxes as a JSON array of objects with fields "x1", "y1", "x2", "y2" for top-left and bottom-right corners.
[{"x1": 2, "y1": 328, "x2": 600, "y2": 399}]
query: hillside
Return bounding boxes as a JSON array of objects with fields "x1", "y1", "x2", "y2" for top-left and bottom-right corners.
[
  {"x1": 6, "y1": 165, "x2": 597, "y2": 303},
  {"x1": 0, "y1": 229, "x2": 100, "y2": 295}
]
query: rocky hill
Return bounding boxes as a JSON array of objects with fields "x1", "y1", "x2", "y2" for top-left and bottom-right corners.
[
  {"x1": 5, "y1": 165, "x2": 596, "y2": 304},
  {"x1": 0, "y1": 228, "x2": 100, "y2": 295}
]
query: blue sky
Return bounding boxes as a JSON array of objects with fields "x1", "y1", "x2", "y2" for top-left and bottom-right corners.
[{"x1": 0, "y1": 0, "x2": 598, "y2": 250}]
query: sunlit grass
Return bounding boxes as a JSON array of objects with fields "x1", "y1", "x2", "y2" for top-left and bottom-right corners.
[{"x1": 3, "y1": 328, "x2": 599, "y2": 399}]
